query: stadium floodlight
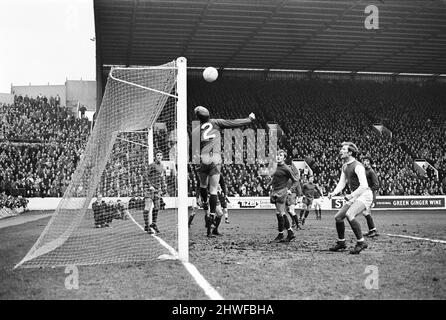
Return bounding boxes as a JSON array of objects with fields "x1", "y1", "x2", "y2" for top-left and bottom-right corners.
[{"x1": 15, "y1": 57, "x2": 189, "y2": 268}]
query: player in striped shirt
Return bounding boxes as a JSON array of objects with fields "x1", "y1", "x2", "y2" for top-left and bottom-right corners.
[
  {"x1": 193, "y1": 106, "x2": 255, "y2": 237},
  {"x1": 267, "y1": 149, "x2": 300, "y2": 242},
  {"x1": 328, "y1": 142, "x2": 373, "y2": 254}
]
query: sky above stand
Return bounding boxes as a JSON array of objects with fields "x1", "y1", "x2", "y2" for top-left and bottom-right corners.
[{"x1": 0, "y1": 0, "x2": 96, "y2": 93}]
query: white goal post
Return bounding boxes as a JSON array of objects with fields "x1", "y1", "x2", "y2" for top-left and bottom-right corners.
[{"x1": 176, "y1": 57, "x2": 189, "y2": 262}]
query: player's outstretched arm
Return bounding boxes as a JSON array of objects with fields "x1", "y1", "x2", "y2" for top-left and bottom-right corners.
[{"x1": 214, "y1": 113, "x2": 255, "y2": 129}]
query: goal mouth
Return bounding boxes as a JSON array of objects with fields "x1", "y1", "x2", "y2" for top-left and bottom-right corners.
[{"x1": 16, "y1": 58, "x2": 189, "y2": 269}]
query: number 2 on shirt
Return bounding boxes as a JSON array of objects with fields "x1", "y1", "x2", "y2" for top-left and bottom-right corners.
[{"x1": 201, "y1": 122, "x2": 216, "y2": 141}]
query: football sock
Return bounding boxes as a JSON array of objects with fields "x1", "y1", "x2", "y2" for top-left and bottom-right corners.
[
  {"x1": 299, "y1": 210, "x2": 304, "y2": 219},
  {"x1": 188, "y1": 214, "x2": 195, "y2": 226},
  {"x1": 348, "y1": 218, "x2": 363, "y2": 241},
  {"x1": 283, "y1": 214, "x2": 290, "y2": 230},
  {"x1": 336, "y1": 220, "x2": 345, "y2": 240},
  {"x1": 304, "y1": 210, "x2": 310, "y2": 218},
  {"x1": 292, "y1": 215, "x2": 299, "y2": 227},
  {"x1": 276, "y1": 213, "x2": 285, "y2": 232},
  {"x1": 209, "y1": 213, "x2": 216, "y2": 224},
  {"x1": 152, "y1": 208, "x2": 159, "y2": 224},
  {"x1": 200, "y1": 187, "x2": 208, "y2": 209},
  {"x1": 209, "y1": 194, "x2": 218, "y2": 214},
  {"x1": 143, "y1": 210, "x2": 149, "y2": 226},
  {"x1": 214, "y1": 216, "x2": 222, "y2": 229},
  {"x1": 365, "y1": 215, "x2": 375, "y2": 231}
]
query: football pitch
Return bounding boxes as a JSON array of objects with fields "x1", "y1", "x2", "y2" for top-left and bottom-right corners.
[{"x1": 0, "y1": 209, "x2": 445, "y2": 300}]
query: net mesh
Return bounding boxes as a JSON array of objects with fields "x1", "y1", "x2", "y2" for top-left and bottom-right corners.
[{"x1": 17, "y1": 61, "x2": 179, "y2": 268}]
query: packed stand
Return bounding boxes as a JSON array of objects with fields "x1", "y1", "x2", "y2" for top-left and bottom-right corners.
[
  {"x1": 0, "y1": 95, "x2": 91, "y2": 198},
  {"x1": 1, "y1": 79, "x2": 445, "y2": 199},
  {"x1": 187, "y1": 78, "x2": 446, "y2": 196}
]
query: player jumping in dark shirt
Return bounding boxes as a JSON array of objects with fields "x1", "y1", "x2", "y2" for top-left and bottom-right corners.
[{"x1": 193, "y1": 106, "x2": 255, "y2": 237}]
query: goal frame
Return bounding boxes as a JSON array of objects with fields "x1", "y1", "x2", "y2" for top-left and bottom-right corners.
[
  {"x1": 107, "y1": 57, "x2": 189, "y2": 262},
  {"x1": 176, "y1": 57, "x2": 188, "y2": 262}
]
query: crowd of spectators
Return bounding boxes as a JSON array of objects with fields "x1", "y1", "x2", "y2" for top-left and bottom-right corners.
[
  {"x1": 187, "y1": 78, "x2": 446, "y2": 197},
  {"x1": 1, "y1": 78, "x2": 445, "y2": 200},
  {"x1": 0, "y1": 192, "x2": 28, "y2": 211},
  {"x1": 0, "y1": 95, "x2": 90, "y2": 198}
]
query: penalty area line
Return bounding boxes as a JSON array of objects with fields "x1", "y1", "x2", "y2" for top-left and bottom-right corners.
[
  {"x1": 384, "y1": 233, "x2": 446, "y2": 244},
  {"x1": 126, "y1": 211, "x2": 224, "y2": 300},
  {"x1": 320, "y1": 226, "x2": 446, "y2": 244}
]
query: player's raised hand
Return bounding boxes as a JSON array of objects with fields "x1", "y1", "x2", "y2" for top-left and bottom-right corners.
[
  {"x1": 327, "y1": 192, "x2": 333, "y2": 200},
  {"x1": 249, "y1": 112, "x2": 256, "y2": 120}
]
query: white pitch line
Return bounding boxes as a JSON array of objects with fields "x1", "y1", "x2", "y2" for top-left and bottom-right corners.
[
  {"x1": 0, "y1": 213, "x2": 52, "y2": 229},
  {"x1": 320, "y1": 226, "x2": 446, "y2": 244},
  {"x1": 384, "y1": 233, "x2": 446, "y2": 244},
  {"x1": 126, "y1": 211, "x2": 224, "y2": 300}
]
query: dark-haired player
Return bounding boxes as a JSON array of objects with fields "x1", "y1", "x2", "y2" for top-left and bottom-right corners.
[
  {"x1": 268, "y1": 149, "x2": 300, "y2": 242},
  {"x1": 299, "y1": 176, "x2": 323, "y2": 226},
  {"x1": 362, "y1": 156, "x2": 379, "y2": 237},
  {"x1": 92, "y1": 194, "x2": 107, "y2": 228},
  {"x1": 193, "y1": 106, "x2": 255, "y2": 237},
  {"x1": 328, "y1": 142, "x2": 373, "y2": 254},
  {"x1": 313, "y1": 178, "x2": 324, "y2": 220},
  {"x1": 143, "y1": 150, "x2": 167, "y2": 234},
  {"x1": 285, "y1": 159, "x2": 302, "y2": 230},
  {"x1": 115, "y1": 199, "x2": 129, "y2": 220}
]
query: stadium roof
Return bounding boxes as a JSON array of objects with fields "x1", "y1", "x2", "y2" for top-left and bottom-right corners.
[{"x1": 94, "y1": 0, "x2": 446, "y2": 75}]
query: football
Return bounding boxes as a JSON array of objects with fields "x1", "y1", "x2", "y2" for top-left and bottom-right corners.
[{"x1": 203, "y1": 67, "x2": 218, "y2": 82}]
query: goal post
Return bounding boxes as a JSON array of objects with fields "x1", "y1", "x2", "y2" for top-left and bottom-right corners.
[
  {"x1": 15, "y1": 57, "x2": 189, "y2": 268},
  {"x1": 176, "y1": 57, "x2": 188, "y2": 262}
]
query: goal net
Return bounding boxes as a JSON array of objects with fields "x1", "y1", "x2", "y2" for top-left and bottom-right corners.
[{"x1": 16, "y1": 58, "x2": 189, "y2": 268}]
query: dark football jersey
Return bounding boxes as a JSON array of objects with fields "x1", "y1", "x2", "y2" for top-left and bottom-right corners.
[
  {"x1": 192, "y1": 118, "x2": 252, "y2": 164},
  {"x1": 365, "y1": 167, "x2": 379, "y2": 191},
  {"x1": 271, "y1": 163, "x2": 299, "y2": 191},
  {"x1": 146, "y1": 161, "x2": 166, "y2": 193}
]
